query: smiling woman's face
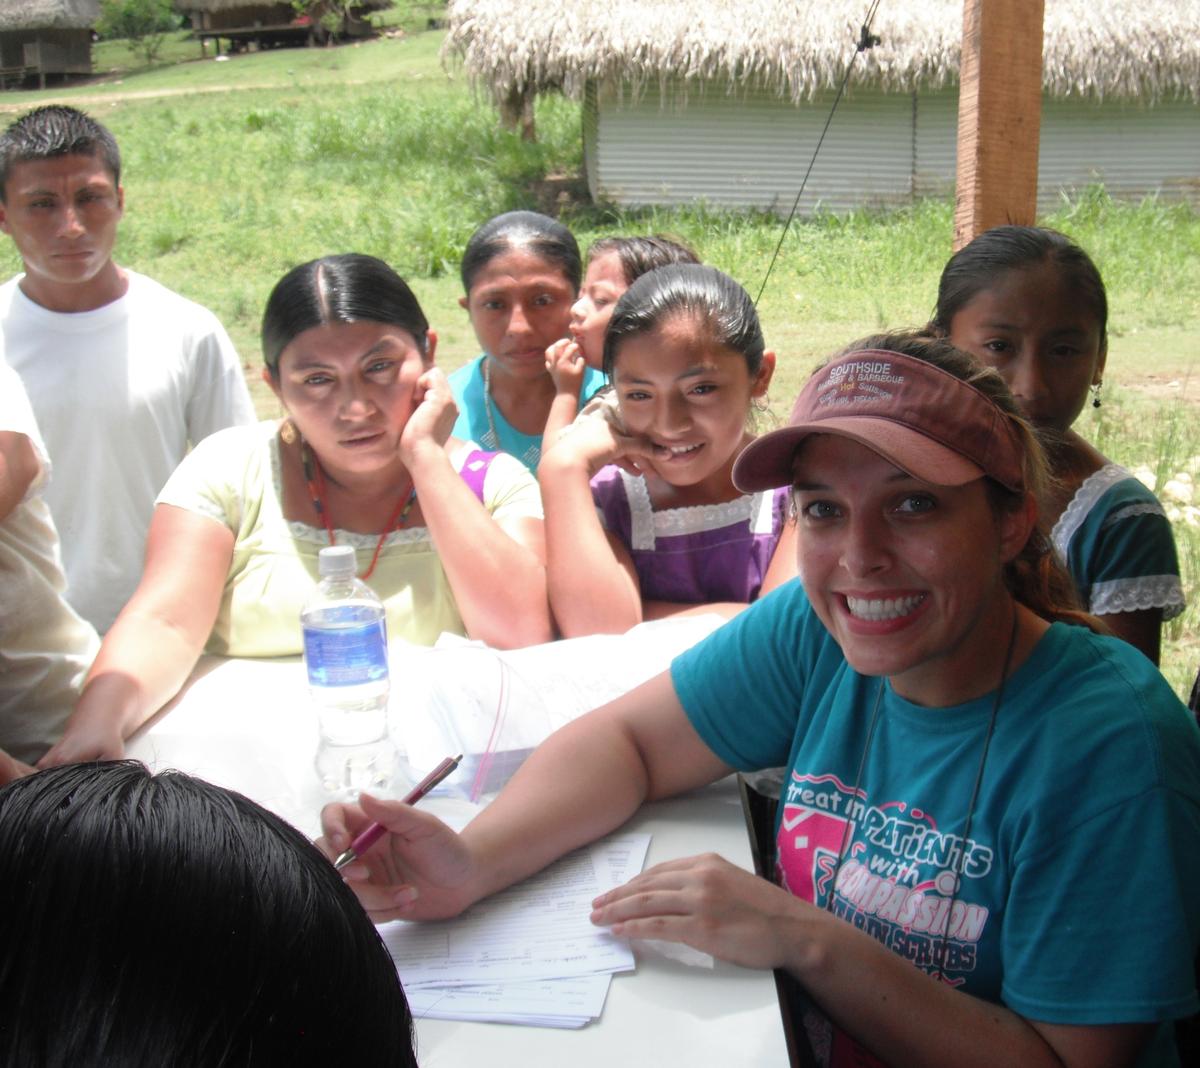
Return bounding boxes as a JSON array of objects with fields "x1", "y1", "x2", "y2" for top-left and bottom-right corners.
[
  {"x1": 790, "y1": 434, "x2": 1027, "y2": 705},
  {"x1": 612, "y1": 313, "x2": 771, "y2": 491},
  {"x1": 269, "y1": 320, "x2": 429, "y2": 480}
]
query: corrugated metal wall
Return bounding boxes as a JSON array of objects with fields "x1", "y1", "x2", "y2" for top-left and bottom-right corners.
[
  {"x1": 588, "y1": 82, "x2": 916, "y2": 212},
  {"x1": 586, "y1": 80, "x2": 1200, "y2": 213},
  {"x1": 1039, "y1": 95, "x2": 1200, "y2": 205}
]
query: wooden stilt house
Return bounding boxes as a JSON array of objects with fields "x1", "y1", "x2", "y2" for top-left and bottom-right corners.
[
  {"x1": 176, "y1": 0, "x2": 392, "y2": 54},
  {"x1": 0, "y1": 0, "x2": 98, "y2": 89}
]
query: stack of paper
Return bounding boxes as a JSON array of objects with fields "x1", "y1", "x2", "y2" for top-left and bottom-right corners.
[{"x1": 381, "y1": 833, "x2": 651, "y2": 1028}]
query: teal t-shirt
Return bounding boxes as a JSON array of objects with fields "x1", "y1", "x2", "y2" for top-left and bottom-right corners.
[
  {"x1": 447, "y1": 355, "x2": 607, "y2": 473},
  {"x1": 672, "y1": 582, "x2": 1200, "y2": 1066}
]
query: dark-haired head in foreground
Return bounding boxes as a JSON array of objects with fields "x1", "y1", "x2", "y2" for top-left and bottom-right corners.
[{"x1": 0, "y1": 762, "x2": 416, "y2": 1067}]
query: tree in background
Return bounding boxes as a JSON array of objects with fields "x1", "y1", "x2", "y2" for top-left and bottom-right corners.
[{"x1": 97, "y1": 0, "x2": 181, "y2": 64}]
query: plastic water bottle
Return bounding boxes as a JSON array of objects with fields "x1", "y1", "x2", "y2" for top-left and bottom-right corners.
[{"x1": 302, "y1": 545, "x2": 397, "y2": 797}]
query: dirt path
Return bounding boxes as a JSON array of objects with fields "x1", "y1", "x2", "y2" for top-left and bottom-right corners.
[{"x1": 0, "y1": 79, "x2": 374, "y2": 113}]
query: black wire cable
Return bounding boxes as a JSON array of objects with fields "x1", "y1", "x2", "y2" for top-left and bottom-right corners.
[{"x1": 754, "y1": 0, "x2": 884, "y2": 307}]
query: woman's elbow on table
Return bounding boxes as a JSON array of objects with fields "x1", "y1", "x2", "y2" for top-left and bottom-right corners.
[{"x1": 469, "y1": 603, "x2": 554, "y2": 649}]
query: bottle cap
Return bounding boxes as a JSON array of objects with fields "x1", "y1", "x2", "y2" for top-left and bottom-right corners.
[{"x1": 317, "y1": 545, "x2": 357, "y2": 578}]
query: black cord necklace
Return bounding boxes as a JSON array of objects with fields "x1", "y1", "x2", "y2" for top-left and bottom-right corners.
[{"x1": 824, "y1": 606, "x2": 1021, "y2": 982}]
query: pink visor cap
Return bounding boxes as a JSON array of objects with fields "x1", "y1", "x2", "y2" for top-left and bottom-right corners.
[{"x1": 733, "y1": 349, "x2": 1026, "y2": 495}]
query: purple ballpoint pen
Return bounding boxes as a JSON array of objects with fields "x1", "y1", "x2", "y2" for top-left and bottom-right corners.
[{"x1": 333, "y1": 754, "x2": 462, "y2": 870}]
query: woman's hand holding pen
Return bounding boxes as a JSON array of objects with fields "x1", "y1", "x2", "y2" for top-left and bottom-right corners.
[{"x1": 319, "y1": 793, "x2": 479, "y2": 923}]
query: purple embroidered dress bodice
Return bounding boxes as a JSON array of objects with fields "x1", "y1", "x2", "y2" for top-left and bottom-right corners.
[{"x1": 590, "y1": 465, "x2": 789, "y2": 605}]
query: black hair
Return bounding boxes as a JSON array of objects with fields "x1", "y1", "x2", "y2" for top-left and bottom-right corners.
[
  {"x1": 460, "y1": 210, "x2": 582, "y2": 293},
  {"x1": 262, "y1": 253, "x2": 430, "y2": 376},
  {"x1": 586, "y1": 234, "x2": 701, "y2": 286},
  {"x1": 602, "y1": 263, "x2": 765, "y2": 379},
  {"x1": 930, "y1": 225, "x2": 1108, "y2": 345},
  {"x1": 0, "y1": 106, "x2": 121, "y2": 200},
  {"x1": 0, "y1": 762, "x2": 417, "y2": 1067}
]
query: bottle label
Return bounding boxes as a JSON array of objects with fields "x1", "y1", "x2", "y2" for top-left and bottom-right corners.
[{"x1": 302, "y1": 615, "x2": 388, "y2": 688}]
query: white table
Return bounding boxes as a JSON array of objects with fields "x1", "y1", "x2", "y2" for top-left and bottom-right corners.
[{"x1": 127, "y1": 656, "x2": 793, "y2": 1067}]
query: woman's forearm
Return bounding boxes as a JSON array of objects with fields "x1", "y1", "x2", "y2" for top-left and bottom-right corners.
[
  {"x1": 459, "y1": 671, "x2": 728, "y2": 902},
  {"x1": 542, "y1": 390, "x2": 583, "y2": 455},
  {"x1": 410, "y1": 443, "x2": 552, "y2": 648},
  {"x1": 46, "y1": 505, "x2": 234, "y2": 764},
  {"x1": 47, "y1": 609, "x2": 209, "y2": 764},
  {"x1": 791, "y1": 905, "x2": 1146, "y2": 1068},
  {"x1": 540, "y1": 451, "x2": 643, "y2": 636},
  {"x1": 458, "y1": 709, "x2": 651, "y2": 901}
]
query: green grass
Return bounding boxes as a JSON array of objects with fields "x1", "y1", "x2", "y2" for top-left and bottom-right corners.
[
  {"x1": 0, "y1": 27, "x2": 1196, "y2": 696},
  {"x1": 91, "y1": 29, "x2": 202, "y2": 76}
]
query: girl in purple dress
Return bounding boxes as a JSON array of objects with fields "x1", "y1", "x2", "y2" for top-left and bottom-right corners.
[{"x1": 539, "y1": 264, "x2": 796, "y2": 637}]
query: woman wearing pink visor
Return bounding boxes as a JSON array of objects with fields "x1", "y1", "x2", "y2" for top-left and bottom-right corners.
[{"x1": 323, "y1": 331, "x2": 1200, "y2": 1068}]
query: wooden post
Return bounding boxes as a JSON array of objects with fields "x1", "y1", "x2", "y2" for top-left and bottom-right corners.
[{"x1": 953, "y1": 0, "x2": 1045, "y2": 250}]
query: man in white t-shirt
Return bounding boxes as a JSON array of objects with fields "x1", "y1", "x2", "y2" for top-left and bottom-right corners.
[{"x1": 0, "y1": 105, "x2": 255, "y2": 632}]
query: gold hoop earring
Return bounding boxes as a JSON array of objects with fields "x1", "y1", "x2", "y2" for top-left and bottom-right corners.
[{"x1": 280, "y1": 418, "x2": 298, "y2": 445}]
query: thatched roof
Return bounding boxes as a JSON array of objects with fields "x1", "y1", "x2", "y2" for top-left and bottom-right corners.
[
  {"x1": 175, "y1": 0, "x2": 392, "y2": 11},
  {"x1": 445, "y1": 0, "x2": 1200, "y2": 104},
  {"x1": 0, "y1": 0, "x2": 98, "y2": 32}
]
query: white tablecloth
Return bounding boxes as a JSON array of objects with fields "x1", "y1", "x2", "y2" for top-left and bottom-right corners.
[{"x1": 126, "y1": 653, "x2": 792, "y2": 1067}]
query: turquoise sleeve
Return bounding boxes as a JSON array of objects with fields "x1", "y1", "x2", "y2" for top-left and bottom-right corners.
[{"x1": 670, "y1": 581, "x2": 818, "y2": 770}]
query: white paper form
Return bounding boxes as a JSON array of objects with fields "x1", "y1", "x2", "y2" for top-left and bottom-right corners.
[
  {"x1": 405, "y1": 973, "x2": 611, "y2": 1029},
  {"x1": 382, "y1": 833, "x2": 651, "y2": 988}
]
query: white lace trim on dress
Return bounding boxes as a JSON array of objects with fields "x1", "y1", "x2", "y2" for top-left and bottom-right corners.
[
  {"x1": 1090, "y1": 575, "x2": 1186, "y2": 620},
  {"x1": 283, "y1": 519, "x2": 431, "y2": 549},
  {"x1": 1099, "y1": 501, "x2": 1166, "y2": 530},
  {"x1": 619, "y1": 470, "x2": 766, "y2": 550},
  {"x1": 1051, "y1": 462, "x2": 1131, "y2": 558},
  {"x1": 623, "y1": 470, "x2": 655, "y2": 550}
]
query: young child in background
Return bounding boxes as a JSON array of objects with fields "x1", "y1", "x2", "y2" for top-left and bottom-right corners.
[
  {"x1": 449, "y1": 211, "x2": 606, "y2": 472},
  {"x1": 543, "y1": 235, "x2": 699, "y2": 447},
  {"x1": 933, "y1": 225, "x2": 1185, "y2": 664},
  {"x1": 539, "y1": 264, "x2": 796, "y2": 637}
]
